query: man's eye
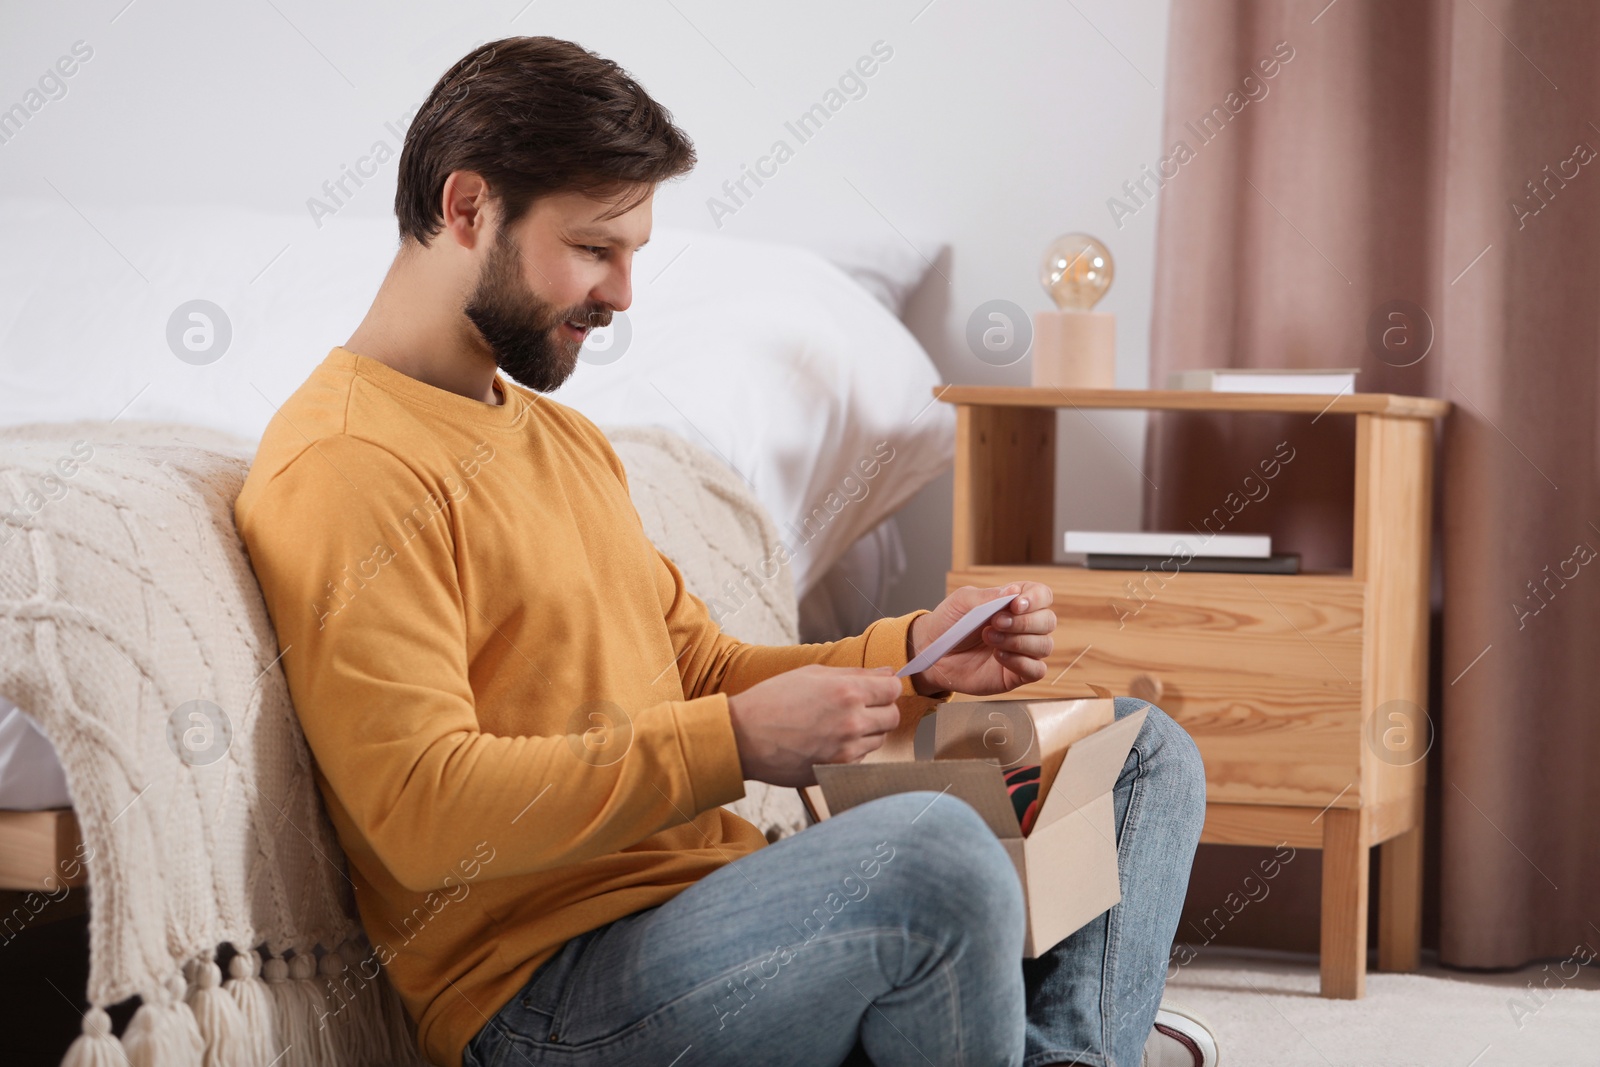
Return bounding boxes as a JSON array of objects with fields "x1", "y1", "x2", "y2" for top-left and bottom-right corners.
[{"x1": 582, "y1": 245, "x2": 607, "y2": 257}]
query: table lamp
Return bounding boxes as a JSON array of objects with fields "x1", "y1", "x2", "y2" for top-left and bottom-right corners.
[{"x1": 1032, "y1": 233, "x2": 1115, "y2": 389}]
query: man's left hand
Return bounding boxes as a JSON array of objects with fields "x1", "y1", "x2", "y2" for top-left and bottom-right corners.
[{"x1": 907, "y1": 582, "x2": 1057, "y2": 697}]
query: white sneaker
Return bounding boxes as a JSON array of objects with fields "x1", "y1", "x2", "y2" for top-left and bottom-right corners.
[{"x1": 1142, "y1": 1003, "x2": 1220, "y2": 1067}]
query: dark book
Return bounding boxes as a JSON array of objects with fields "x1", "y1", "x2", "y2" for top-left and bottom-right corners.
[{"x1": 1084, "y1": 552, "x2": 1302, "y2": 575}]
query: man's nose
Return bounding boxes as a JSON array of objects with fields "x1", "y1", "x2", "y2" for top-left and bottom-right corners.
[{"x1": 595, "y1": 262, "x2": 632, "y2": 313}]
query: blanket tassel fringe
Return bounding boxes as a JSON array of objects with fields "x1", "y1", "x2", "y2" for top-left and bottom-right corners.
[
  {"x1": 60, "y1": 1007, "x2": 122, "y2": 1067},
  {"x1": 123, "y1": 974, "x2": 205, "y2": 1066},
  {"x1": 227, "y1": 948, "x2": 279, "y2": 1067},
  {"x1": 61, "y1": 942, "x2": 417, "y2": 1067},
  {"x1": 187, "y1": 958, "x2": 253, "y2": 1067}
]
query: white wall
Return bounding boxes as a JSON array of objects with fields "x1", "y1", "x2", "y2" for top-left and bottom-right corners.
[{"x1": 0, "y1": 0, "x2": 1172, "y2": 616}]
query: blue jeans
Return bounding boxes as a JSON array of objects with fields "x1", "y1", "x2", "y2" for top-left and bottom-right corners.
[{"x1": 464, "y1": 699, "x2": 1205, "y2": 1067}]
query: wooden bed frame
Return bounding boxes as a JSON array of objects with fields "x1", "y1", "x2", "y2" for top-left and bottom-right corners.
[{"x1": 0, "y1": 809, "x2": 86, "y2": 892}]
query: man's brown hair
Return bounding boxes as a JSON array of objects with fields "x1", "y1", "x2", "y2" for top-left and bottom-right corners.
[{"x1": 395, "y1": 37, "x2": 695, "y2": 244}]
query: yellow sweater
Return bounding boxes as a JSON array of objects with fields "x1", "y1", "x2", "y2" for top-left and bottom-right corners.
[{"x1": 234, "y1": 348, "x2": 944, "y2": 1067}]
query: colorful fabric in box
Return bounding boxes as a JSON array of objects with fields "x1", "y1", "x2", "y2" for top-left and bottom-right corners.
[{"x1": 1003, "y1": 763, "x2": 1042, "y2": 836}]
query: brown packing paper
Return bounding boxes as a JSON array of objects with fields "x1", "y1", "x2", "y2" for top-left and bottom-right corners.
[
  {"x1": 807, "y1": 696, "x2": 1146, "y2": 957},
  {"x1": 931, "y1": 696, "x2": 1114, "y2": 804}
]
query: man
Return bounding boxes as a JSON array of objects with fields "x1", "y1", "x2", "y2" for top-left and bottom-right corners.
[{"x1": 235, "y1": 36, "x2": 1213, "y2": 1067}]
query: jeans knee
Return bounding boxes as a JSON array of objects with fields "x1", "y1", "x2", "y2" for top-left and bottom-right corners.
[
  {"x1": 860, "y1": 791, "x2": 1026, "y2": 946},
  {"x1": 1120, "y1": 698, "x2": 1207, "y2": 835}
]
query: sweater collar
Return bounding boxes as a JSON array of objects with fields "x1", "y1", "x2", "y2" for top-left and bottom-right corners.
[{"x1": 330, "y1": 346, "x2": 530, "y2": 430}]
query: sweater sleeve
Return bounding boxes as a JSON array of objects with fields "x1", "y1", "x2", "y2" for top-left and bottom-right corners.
[
  {"x1": 237, "y1": 433, "x2": 749, "y2": 893},
  {"x1": 650, "y1": 547, "x2": 950, "y2": 725}
]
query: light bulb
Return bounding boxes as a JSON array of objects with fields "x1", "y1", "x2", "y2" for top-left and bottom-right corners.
[{"x1": 1040, "y1": 233, "x2": 1114, "y2": 311}]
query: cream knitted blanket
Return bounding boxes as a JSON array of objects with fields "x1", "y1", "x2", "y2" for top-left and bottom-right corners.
[{"x1": 0, "y1": 418, "x2": 807, "y2": 1066}]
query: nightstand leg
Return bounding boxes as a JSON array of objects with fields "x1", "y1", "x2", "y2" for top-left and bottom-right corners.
[
  {"x1": 1319, "y1": 808, "x2": 1368, "y2": 998},
  {"x1": 1377, "y1": 826, "x2": 1423, "y2": 971}
]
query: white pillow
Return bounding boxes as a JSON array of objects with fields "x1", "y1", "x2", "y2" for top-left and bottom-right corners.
[
  {"x1": 0, "y1": 200, "x2": 953, "y2": 597},
  {"x1": 805, "y1": 234, "x2": 948, "y2": 318},
  {"x1": 797, "y1": 516, "x2": 909, "y2": 644},
  {"x1": 554, "y1": 225, "x2": 953, "y2": 596}
]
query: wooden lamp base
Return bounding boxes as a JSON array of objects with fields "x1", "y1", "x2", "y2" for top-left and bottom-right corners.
[{"x1": 1032, "y1": 311, "x2": 1115, "y2": 389}]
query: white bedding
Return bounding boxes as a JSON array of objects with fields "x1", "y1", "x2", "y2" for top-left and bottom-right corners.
[
  {"x1": 0, "y1": 696, "x2": 71, "y2": 810},
  {"x1": 797, "y1": 516, "x2": 909, "y2": 644}
]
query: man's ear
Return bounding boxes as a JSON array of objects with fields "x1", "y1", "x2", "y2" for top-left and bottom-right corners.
[{"x1": 439, "y1": 170, "x2": 494, "y2": 251}]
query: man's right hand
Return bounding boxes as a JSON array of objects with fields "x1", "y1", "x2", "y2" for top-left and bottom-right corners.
[{"x1": 725, "y1": 664, "x2": 906, "y2": 787}]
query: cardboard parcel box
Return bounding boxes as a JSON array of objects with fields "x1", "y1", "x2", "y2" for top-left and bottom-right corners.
[{"x1": 809, "y1": 697, "x2": 1146, "y2": 958}]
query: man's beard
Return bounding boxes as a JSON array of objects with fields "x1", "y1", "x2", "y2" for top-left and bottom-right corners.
[{"x1": 463, "y1": 231, "x2": 611, "y2": 394}]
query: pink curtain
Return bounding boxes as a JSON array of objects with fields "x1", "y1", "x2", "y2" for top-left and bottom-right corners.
[{"x1": 1147, "y1": 0, "x2": 1600, "y2": 966}]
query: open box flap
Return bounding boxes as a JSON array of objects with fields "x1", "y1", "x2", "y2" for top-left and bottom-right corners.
[
  {"x1": 1033, "y1": 706, "x2": 1147, "y2": 833},
  {"x1": 813, "y1": 759, "x2": 1021, "y2": 840}
]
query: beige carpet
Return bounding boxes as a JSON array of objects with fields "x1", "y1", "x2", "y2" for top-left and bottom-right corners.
[{"x1": 1164, "y1": 949, "x2": 1600, "y2": 1066}]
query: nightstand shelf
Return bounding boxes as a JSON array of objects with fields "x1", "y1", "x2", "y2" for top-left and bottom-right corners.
[{"x1": 937, "y1": 385, "x2": 1449, "y2": 998}]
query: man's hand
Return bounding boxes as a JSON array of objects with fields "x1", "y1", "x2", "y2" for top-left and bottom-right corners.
[
  {"x1": 907, "y1": 582, "x2": 1057, "y2": 697},
  {"x1": 726, "y1": 665, "x2": 906, "y2": 787}
]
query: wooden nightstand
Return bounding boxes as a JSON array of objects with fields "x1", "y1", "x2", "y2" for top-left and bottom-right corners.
[{"x1": 936, "y1": 385, "x2": 1450, "y2": 998}]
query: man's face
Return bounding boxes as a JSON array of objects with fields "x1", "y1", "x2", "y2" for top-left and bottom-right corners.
[{"x1": 464, "y1": 187, "x2": 651, "y2": 393}]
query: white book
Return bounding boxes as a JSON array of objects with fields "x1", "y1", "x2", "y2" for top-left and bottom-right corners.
[
  {"x1": 1167, "y1": 368, "x2": 1358, "y2": 395},
  {"x1": 1063, "y1": 530, "x2": 1272, "y2": 559}
]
